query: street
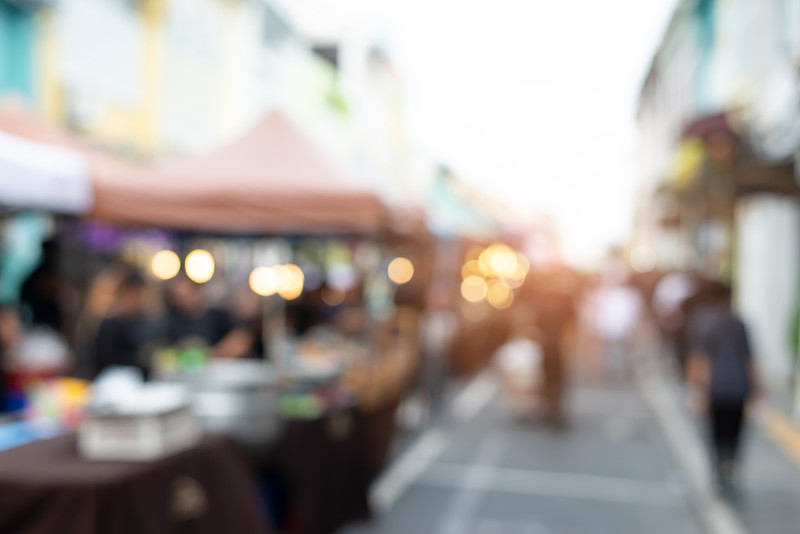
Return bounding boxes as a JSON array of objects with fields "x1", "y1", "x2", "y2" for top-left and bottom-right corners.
[{"x1": 344, "y1": 370, "x2": 702, "y2": 534}]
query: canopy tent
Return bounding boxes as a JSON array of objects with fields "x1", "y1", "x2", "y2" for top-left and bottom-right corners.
[
  {"x1": 0, "y1": 130, "x2": 92, "y2": 214},
  {"x1": 93, "y1": 112, "x2": 387, "y2": 235},
  {"x1": 0, "y1": 102, "x2": 136, "y2": 179},
  {"x1": 0, "y1": 104, "x2": 388, "y2": 235},
  {"x1": 0, "y1": 101, "x2": 134, "y2": 215}
]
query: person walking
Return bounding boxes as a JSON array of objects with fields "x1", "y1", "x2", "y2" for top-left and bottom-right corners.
[
  {"x1": 686, "y1": 282, "x2": 759, "y2": 493},
  {"x1": 594, "y1": 268, "x2": 643, "y2": 380},
  {"x1": 529, "y1": 270, "x2": 577, "y2": 429}
]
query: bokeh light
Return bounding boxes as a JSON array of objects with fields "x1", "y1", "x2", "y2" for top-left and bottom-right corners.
[
  {"x1": 276, "y1": 264, "x2": 304, "y2": 300},
  {"x1": 461, "y1": 259, "x2": 480, "y2": 279},
  {"x1": 249, "y1": 266, "x2": 278, "y2": 296},
  {"x1": 477, "y1": 248, "x2": 494, "y2": 277},
  {"x1": 185, "y1": 249, "x2": 215, "y2": 284},
  {"x1": 488, "y1": 244, "x2": 518, "y2": 279},
  {"x1": 321, "y1": 286, "x2": 346, "y2": 307},
  {"x1": 461, "y1": 275, "x2": 488, "y2": 303},
  {"x1": 504, "y1": 252, "x2": 530, "y2": 288},
  {"x1": 486, "y1": 278, "x2": 514, "y2": 309},
  {"x1": 465, "y1": 245, "x2": 484, "y2": 261},
  {"x1": 151, "y1": 250, "x2": 181, "y2": 280},
  {"x1": 630, "y1": 246, "x2": 657, "y2": 273},
  {"x1": 388, "y1": 257, "x2": 414, "y2": 285}
]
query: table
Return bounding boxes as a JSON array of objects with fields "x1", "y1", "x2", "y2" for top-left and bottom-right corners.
[
  {"x1": 277, "y1": 407, "x2": 371, "y2": 534},
  {"x1": 269, "y1": 399, "x2": 399, "y2": 534},
  {"x1": 0, "y1": 434, "x2": 271, "y2": 534}
]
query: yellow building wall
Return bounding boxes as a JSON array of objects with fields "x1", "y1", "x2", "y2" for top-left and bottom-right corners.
[{"x1": 35, "y1": 0, "x2": 166, "y2": 158}]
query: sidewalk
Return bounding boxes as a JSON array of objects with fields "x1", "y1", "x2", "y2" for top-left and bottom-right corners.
[{"x1": 639, "y1": 362, "x2": 800, "y2": 534}]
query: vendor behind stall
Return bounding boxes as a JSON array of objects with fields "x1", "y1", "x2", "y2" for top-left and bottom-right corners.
[
  {"x1": 93, "y1": 270, "x2": 158, "y2": 378},
  {"x1": 229, "y1": 287, "x2": 265, "y2": 359},
  {"x1": 20, "y1": 238, "x2": 64, "y2": 335},
  {"x1": 165, "y1": 275, "x2": 253, "y2": 359}
]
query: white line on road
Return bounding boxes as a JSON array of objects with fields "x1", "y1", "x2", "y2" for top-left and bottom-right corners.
[
  {"x1": 451, "y1": 370, "x2": 498, "y2": 422},
  {"x1": 370, "y1": 428, "x2": 449, "y2": 514},
  {"x1": 435, "y1": 436, "x2": 505, "y2": 534},
  {"x1": 371, "y1": 370, "x2": 497, "y2": 515},
  {"x1": 417, "y1": 462, "x2": 683, "y2": 506}
]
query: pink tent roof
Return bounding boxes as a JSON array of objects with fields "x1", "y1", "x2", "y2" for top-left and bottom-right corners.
[
  {"x1": 0, "y1": 104, "x2": 387, "y2": 235},
  {"x1": 92, "y1": 112, "x2": 387, "y2": 234}
]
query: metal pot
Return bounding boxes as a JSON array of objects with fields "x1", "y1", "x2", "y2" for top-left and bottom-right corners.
[{"x1": 165, "y1": 359, "x2": 282, "y2": 450}]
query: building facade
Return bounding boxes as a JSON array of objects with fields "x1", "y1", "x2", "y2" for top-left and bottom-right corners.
[{"x1": 635, "y1": 0, "x2": 800, "y2": 392}]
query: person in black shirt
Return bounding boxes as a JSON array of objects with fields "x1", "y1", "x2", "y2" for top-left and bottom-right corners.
[
  {"x1": 687, "y1": 282, "x2": 760, "y2": 493},
  {"x1": 20, "y1": 239, "x2": 63, "y2": 334},
  {"x1": 165, "y1": 276, "x2": 251, "y2": 359},
  {"x1": 93, "y1": 270, "x2": 155, "y2": 378}
]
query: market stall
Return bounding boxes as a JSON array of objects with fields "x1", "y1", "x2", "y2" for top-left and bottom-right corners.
[{"x1": 0, "y1": 104, "x2": 424, "y2": 534}]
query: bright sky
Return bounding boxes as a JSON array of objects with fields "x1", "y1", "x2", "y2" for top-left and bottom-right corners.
[{"x1": 304, "y1": 0, "x2": 679, "y2": 265}]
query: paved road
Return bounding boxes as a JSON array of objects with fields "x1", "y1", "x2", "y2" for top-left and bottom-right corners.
[{"x1": 343, "y1": 373, "x2": 702, "y2": 534}]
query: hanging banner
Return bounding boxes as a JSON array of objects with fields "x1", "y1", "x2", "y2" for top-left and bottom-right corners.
[{"x1": 0, "y1": 130, "x2": 93, "y2": 214}]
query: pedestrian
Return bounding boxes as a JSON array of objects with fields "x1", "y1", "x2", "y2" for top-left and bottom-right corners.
[
  {"x1": 594, "y1": 267, "x2": 643, "y2": 379},
  {"x1": 652, "y1": 270, "x2": 698, "y2": 377},
  {"x1": 530, "y1": 270, "x2": 576, "y2": 428},
  {"x1": 421, "y1": 284, "x2": 457, "y2": 422},
  {"x1": 686, "y1": 282, "x2": 760, "y2": 493},
  {"x1": 494, "y1": 316, "x2": 543, "y2": 421},
  {"x1": 93, "y1": 269, "x2": 157, "y2": 378}
]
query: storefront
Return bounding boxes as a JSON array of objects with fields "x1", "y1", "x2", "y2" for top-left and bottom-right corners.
[{"x1": 657, "y1": 112, "x2": 800, "y2": 392}]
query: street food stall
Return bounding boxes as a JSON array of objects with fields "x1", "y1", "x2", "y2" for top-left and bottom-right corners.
[{"x1": 0, "y1": 104, "x2": 426, "y2": 533}]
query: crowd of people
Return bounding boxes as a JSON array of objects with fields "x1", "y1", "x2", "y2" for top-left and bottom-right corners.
[
  {"x1": 489, "y1": 260, "x2": 757, "y2": 493},
  {"x1": 1, "y1": 241, "x2": 760, "y2": 494}
]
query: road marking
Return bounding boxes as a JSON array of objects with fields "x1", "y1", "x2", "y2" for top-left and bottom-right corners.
[
  {"x1": 451, "y1": 371, "x2": 497, "y2": 422},
  {"x1": 371, "y1": 428, "x2": 449, "y2": 514},
  {"x1": 371, "y1": 369, "x2": 497, "y2": 514},
  {"x1": 637, "y1": 374, "x2": 747, "y2": 534},
  {"x1": 435, "y1": 436, "x2": 505, "y2": 534},
  {"x1": 760, "y1": 405, "x2": 800, "y2": 469},
  {"x1": 418, "y1": 462, "x2": 683, "y2": 506}
]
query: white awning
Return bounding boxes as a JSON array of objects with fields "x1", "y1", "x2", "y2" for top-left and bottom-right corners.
[{"x1": 0, "y1": 130, "x2": 93, "y2": 215}]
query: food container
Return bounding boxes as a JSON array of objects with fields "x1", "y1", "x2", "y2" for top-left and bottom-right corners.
[
  {"x1": 165, "y1": 360, "x2": 282, "y2": 450},
  {"x1": 288, "y1": 355, "x2": 344, "y2": 387},
  {"x1": 78, "y1": 383, "x2": 201, "y2": 461}
]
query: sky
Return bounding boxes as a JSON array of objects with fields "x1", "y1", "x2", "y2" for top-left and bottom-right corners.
[{"x1": 301, "y1": 0, "x2": 680, "y2": 265}]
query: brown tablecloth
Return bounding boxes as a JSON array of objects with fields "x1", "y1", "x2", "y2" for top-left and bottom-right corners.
[
  {"x1": 278, "y1": 408, "x2": 370, "y2": 534},
  {"x1": 0, "y1": 434, "x2": 270, "y2": 534},
  {"x1": 275, "y1": 400, "x2": 401, "y2": 534}
]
